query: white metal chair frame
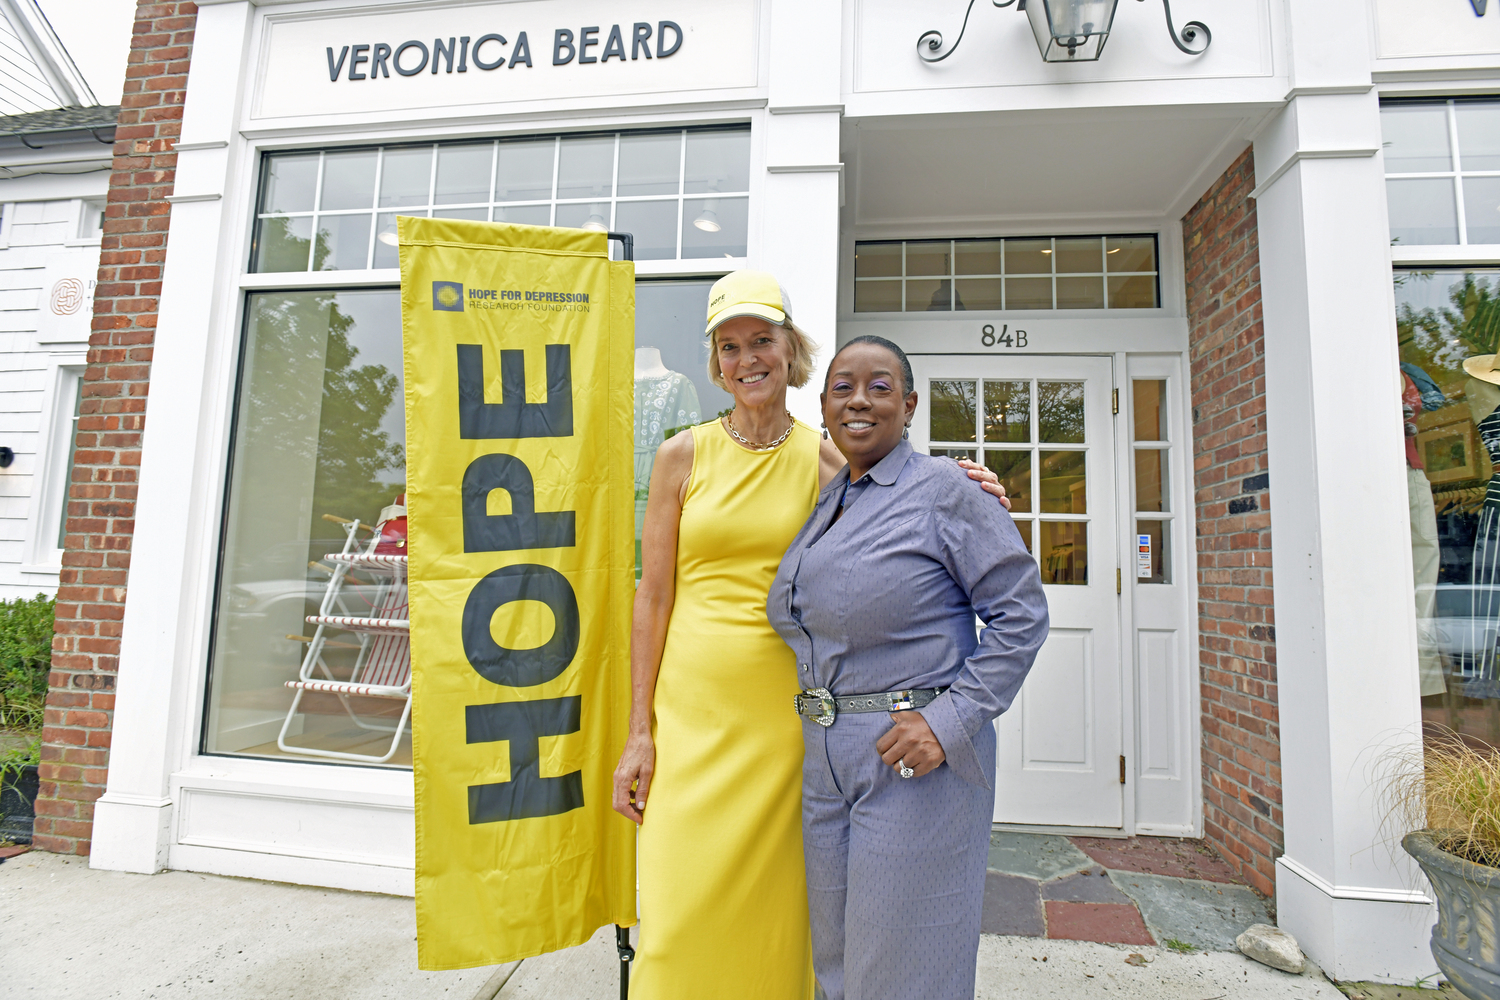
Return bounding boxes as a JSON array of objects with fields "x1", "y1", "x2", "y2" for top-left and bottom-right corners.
[{"x1": 276, "y1": 518, "x2": 412, "y2": 764}]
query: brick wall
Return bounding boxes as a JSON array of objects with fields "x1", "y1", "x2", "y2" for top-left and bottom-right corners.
[
  {"x1": 1182, "y1": 147, "x2": 1282, "y2": 899},
  {"x1": 34, "y1": 0, "x2": 197, "y2": 856}
]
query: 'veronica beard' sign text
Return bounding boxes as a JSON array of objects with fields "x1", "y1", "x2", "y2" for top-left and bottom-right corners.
[{"x1": 325, "y1": 21, "x2": 682, "y2": 81}]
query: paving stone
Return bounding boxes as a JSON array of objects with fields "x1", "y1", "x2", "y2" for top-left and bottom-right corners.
[
  {"x1": 1042, "y1": 867, "x2": 1135, "y2": 904},
  {"x1": 981, "y1": 871, "x2": 1045, "y2": 937},
  {"x1": 1044, "y1": 901, "x2": 1156, "y2": 945},
  {"x1": 988, "y1": 831, "x2": 1095, "y2": 881},
  {"x1": 1070, "y1": 835, "x2": 1241, "y2": 883},
  {"x1": 1109, "y1": 870, "x2": 1272, "y2": 951}
]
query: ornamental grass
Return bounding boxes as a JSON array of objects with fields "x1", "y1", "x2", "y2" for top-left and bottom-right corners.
[{"x1": 1384, "y1": 727, "x2": 1500, "y2": 869}]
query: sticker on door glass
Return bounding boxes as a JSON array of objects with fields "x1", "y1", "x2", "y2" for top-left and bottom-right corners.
[{"x1": 1137, "y1": 534, "x2": 1152, "y2": 579}]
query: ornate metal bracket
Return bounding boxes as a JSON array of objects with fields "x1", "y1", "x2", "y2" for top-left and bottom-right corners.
[
  {"x1": 1154, "y1": 0, "x2": 1211, "y2": 55},
  {"x1": 917, "y1": 0, "x2": 1018, "y2": 64}
]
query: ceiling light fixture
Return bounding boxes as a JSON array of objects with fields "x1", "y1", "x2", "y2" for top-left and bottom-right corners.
[
  {"x1": 918, "y1": 0, "x2": 1210, "y2": 65},
  {"x1": 693, "y1": 209, "x2": 722, "y2": 233},
  {"x1": 582, "y1": 211, "x2": 609, "y2": 232},
  {"x1": 378, "y1": 228, "x2": 400, "y2": 247}
]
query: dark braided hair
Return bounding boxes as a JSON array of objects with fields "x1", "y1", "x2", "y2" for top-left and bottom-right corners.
[{"x1": 824, "y1": 335, "x2": 915, "y2": 396}]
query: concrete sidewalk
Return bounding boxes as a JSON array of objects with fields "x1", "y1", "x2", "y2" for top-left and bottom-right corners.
[{"x1": 1, "y1": 850, "x2": 1345, "y2": 1000}]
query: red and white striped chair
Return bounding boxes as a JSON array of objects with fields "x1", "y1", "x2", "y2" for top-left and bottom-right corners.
[{"x1": 277, "y1": 518, "x2": 411, "y2": 764}]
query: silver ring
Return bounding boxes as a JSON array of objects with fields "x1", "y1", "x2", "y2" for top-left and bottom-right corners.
[{"x1": 899, "y1": 759, "x2": 915, "y2": 779}]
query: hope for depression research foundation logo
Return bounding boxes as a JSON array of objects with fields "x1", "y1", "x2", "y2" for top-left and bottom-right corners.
[{"x1": 433, "y1": 281, "x2": 464, "y2": 311}]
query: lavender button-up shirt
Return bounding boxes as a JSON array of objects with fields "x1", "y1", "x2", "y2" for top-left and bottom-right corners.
[{"x1": 766, "y1": 439, "x2": 1049, "y2": 788}]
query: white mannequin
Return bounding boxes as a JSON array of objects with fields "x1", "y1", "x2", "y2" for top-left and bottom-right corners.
[{"x1": 635, "y1": 346, "x2": 670, "y2": 378}]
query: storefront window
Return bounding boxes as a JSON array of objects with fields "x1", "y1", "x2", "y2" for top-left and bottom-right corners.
[
  {"x1": 1383, "y1": 98, "x2": 1500, "y2": 246},
  {"x1": 853, "y1": 235, "x2": 1159, "y2": 313},
  {"x1": 1394, "y1": 268, "x2": 1500, "y2": 742},
  {"x1": 250, "y1": 127, "x2": 751, "y2": 272}
]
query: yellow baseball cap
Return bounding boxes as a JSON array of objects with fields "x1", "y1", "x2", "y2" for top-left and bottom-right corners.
[{"x1": 705, "y1": 270, "x2": 807, "y2": 340}]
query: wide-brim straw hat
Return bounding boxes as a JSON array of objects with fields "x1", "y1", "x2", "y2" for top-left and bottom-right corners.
[{"x1": 1464, "y1": 353, "x2": 1500, "y2": 385}]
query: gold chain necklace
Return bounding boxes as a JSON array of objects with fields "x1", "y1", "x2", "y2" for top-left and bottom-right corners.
[{"x1": 724, "y1": 410, "x2": 795, "y2": 450}]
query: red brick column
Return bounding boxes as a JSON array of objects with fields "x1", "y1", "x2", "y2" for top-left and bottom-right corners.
[
  {"x1": 33, "y1": 0, "x2": 198, "y2": 856},
  {"x1": 1182, "y1": 147, "x2": 1282, "y2": 898}
]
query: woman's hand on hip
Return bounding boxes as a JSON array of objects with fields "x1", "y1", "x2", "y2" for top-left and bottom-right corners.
[
  {"x1": 956, "y1": 458, "x2": 1011, "y2": 511},
  {"x1": 612, "y1": 732, "x2": 656, "y2": 825},
  {"x1": 876, "y1": 711, "x2": 947, "y2": 778}
]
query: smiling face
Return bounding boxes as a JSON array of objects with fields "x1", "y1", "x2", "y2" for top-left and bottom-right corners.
[
  {"x1": 714, "y1": 316, "x2": 793, "y2": 407},
  {"x1": 821, "y1": 342, "x2": 918, "y2": 480}
]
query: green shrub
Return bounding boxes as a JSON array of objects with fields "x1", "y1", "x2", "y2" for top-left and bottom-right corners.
[{"x1": 0, "y1": 594, "x2": 56, "y2": 735}]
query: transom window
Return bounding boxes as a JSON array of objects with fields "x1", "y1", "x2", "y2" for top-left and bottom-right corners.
[
  {"x1": 1383, "y1": 98, "x2": 1500, "y2": 247},
  {"x1": 250, "y1": 126, "x2": 750, "y2": 272},
  {"x1": 853, "y1": 235, "x2": 1159, "y2": 313}
]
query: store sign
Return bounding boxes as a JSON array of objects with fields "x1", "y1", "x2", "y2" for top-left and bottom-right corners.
[
  {"x1": 401, "y1": 218, "x2": 636, "y2": 970},
  {"x1": 253, "y1": 0, "x2": 759, "y2": 119},
  {"x1": 36, "y1": 252, "x2": 98, "y2": 345}
]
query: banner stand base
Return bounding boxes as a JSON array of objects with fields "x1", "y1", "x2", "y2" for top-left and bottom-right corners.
[{"x1": 615, "y1": 925, "x2": 635, "y2": 999}]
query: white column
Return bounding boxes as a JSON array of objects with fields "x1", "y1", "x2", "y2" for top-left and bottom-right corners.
[
  {"x1": 1254, "y1": 81, "x2": 1437, "y2": 980},
  {"x1": 760, "y1": 0, "x2": 842, "y2": 427},
  {"x1": 89, "y1": 1, "x2": 253, "y2": 874}
]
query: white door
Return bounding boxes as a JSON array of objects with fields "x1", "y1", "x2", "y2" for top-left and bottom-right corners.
[{"x1": 910, "y1": 355, "x2": 1122, "y2": 828}]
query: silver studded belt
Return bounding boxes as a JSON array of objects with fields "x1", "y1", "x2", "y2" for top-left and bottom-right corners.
[{"x1": 793, "y1": 687, "x2": 945, "y2": 728}]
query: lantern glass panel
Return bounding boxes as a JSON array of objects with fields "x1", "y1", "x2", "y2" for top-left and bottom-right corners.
[{"x1": 1026, "y1": 0, "x2": 1117, "y2": 62}]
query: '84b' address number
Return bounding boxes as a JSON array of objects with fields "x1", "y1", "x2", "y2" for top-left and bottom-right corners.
[{"x1": 981, "y1": 324, "x2": 1028, "y2": 348}]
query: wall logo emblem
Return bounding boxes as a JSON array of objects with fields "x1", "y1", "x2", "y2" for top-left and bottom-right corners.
[
  {"x1": 50, "y1": 278, "x2": 87, "y2": 316},
  {"x1": 433, "y1": 281, "x2": 465, "y2": 311}
]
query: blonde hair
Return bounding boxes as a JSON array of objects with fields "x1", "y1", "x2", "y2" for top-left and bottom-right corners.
[{"x1": 707, "y1": 322, "x2": 818, "y2": 391}]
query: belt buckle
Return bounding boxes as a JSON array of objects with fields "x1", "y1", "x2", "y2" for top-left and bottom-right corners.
[
  {"x1": 888, "y1": 690, "x2": 916, "y2": 712},
  {"x1": 797, "y1": 687, "x2": 837, "y2": 728}
]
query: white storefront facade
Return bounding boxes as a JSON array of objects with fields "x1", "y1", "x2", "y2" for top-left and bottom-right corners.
[{"x1": 81, "y1": 0, "x2": 1500, "y2": 983}]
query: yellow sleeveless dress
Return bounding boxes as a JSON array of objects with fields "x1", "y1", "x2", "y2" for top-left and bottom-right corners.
[{"x1": 633, "y1": 418, "x2": 820, "y2": 1000}]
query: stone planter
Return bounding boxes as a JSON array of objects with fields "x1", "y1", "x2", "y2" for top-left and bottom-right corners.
[
  {"x1": 1404, "y1": 830, "x2": 1500, "y2": 1000},
  {"x1": 0, "y1": 763, "x2": 37, "y2": 844}
]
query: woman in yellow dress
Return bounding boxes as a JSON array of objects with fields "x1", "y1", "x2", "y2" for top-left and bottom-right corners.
[{"x1": 611, "y1": 271, "x2": 1005, "y2": 999}]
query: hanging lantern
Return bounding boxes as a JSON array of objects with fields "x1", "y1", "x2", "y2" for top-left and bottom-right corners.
[{"x1": 918, "y1": 0, "x2": 1210, "y2": 65}]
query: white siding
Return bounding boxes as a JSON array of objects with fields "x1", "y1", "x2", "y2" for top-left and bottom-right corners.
[{"x1": 0, "y1": 193, "x2": 100, "y2": 599}]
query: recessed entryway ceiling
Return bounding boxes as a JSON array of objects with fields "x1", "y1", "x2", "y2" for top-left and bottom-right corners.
[{"x1": 844, "y1": 107, "x2": 1270, "y2": 229}]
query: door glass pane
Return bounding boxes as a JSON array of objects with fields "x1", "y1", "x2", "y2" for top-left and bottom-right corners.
[
  {"x1": 1136, "y1": 520, "x2": 1169, "y2": 584},
  {"x1": 1039, "y1": 450, "x2": 1087, "y2": 513},
  {"x1": 956, "y1": 240, "x2": 1002, "y2": 275},
  {"x1": 1463, "y1": 177, "x2": 1500, "y2": 245},
  {"x1": 253, "y1": 216, "x2": 313, "y2": 272},
  {"x1": 955, "y1": 278, "x2": 1002, "y2": 310},
  {"x1": 1382, "y1": 104, "x2": 1454, "y2": 172},
  {"x1": 557, "y1": 136, "x2": 615, "y2": 199},
  {"x1": 1133, "y1": 379, "x2": 1168, "y2": 441},
  {"x1": 929, "y1": 380, "x2": 977, "y2": 442},
  {"x1": 433, "y1": 143, "x2": 493, "y2": 204},
  {"x1": 1006, "y1": 277, "x2": 1052, "y2": 309},
  {"x1": 1005, "y1": 239, "x2": 1051, "y2": 274},
  {"x1": 618, "y1": 132, "x2": 681, "y2": 196},
  {"x1": 261, "y1": 153, "x2": 319, "y2": 213},
  {"x1": 319, "y1": 151, "x2": 377, "y2": 211},
  {"x1": 1014, "y1": 519, "x2": 1033, "y2": 554},
  {"x1": 855, "y1": 243, "x2": 902, "y2": 278},
  {"x1": 56, "y1": 375, "x2": 82, "y2": 549},
  {"x1": 906, "y1": 243, "x2": 950, "y2": 277},
  {"x1": 1056, "y1": 276, "x2": 1105, "y2": 309},
  {"x1": 984, "y1": 380, "x2": 1031, "y2": 442},
  {"x1": 378, "y1": 147, "x2": 432, "y2": 208},
  {"x1": 681, "y1": 197, "x2": 748, "y2": 258},
  {"x1": 907, "y1": 278, "x2": 951, "y2": 311},
  {"x1": 854, "y1": 280, "x2": 902, "y2": 312},
  {"x1": 616, "y1": 200, "x2": 678, "y2": 260},
  {"x1": 1054, "y1": 237, "x2": 1102, "y2": 273},
  {"x1": 1039, "y1": 381, "x2": 1085, "y2": 443},
  {"x1": 1457, "y1": 103, "x2": 1500, "y2": 171},
  {"x1": 313, "y1": 214, "x2": 371, "y2": 271},
  {"x1": 495, "y1": 140, "x2": 556, "y2": 201},
  {"x1": 204, "y1": 289, "x2": 408, "y2": 764},
  {"x1": 1135, "y1": 448, "x2": 1167, "y2": 512},
  {"x1": 984, "y1": 450, "x2": 1032, "y2": 513},
  {"x1": 1039, "y1": 521, "x2": 1088, "y2": 585},
  {"x1": 1387, "y1": 178, "x2": 1459, "y2": 246},
  {"x1": 683, "y1": 130, "x2": 750, "y2": 194},
  {"x1": 930, "y1": 447, "x2": 976, "y2": 461},
  {"x1": 1106, "y1": 235, "x2": 1156, "y2": 272}
]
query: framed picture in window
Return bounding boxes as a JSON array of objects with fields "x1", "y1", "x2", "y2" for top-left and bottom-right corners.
[{"x1": 1417, "y1": 406, "x2": 1490, "y2": 484}]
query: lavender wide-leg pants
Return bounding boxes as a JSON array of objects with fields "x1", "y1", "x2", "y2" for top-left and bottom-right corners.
[{"x1": 801, "y1": 712, "x2": 995, "y2": 1000}]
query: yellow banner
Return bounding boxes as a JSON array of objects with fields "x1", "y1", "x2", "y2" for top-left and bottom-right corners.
[{"x1": 399, "y1": 218, "x2": 636, "y2": 971}]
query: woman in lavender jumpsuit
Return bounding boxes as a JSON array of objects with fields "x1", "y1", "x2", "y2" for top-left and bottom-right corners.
[{"x1": 767, "y1": 336, "x2": 1049, "y2": 1000}]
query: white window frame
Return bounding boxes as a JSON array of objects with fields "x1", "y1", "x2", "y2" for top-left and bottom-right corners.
[
  {"x1": 68, "y1": 197, "x2": 106, "y2": 246},
  {"x1": 22, "y1": 361, "x2": 85, "y2": 574}
]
